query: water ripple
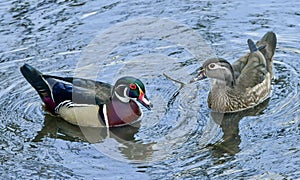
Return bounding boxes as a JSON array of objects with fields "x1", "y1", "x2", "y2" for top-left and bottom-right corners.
[{"x1": 0, "y1": 0, "x2": 299, "y2": 179}]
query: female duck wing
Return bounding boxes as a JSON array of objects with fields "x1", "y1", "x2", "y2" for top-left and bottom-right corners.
[
  {"x1": 256, "y1": 31, "x2": 277, "y2": 77},
  {"x1": 232, "y1": 32, "x2": 276, "y2": 80},
  {"x1": 233, "y1": 32, "x2": 276, "y2": 90},
  {"x1": 233, "y1": 39, "x2": 268, "y2": 90},
  {"x1": 256, "y1": 31, "x2": 277, "y2": 62},
  {"x1": 233, "y1": 32, "x2": 277, "y2": 78}
]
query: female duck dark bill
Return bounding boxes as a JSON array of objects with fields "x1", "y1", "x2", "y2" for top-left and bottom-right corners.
[
  {"x1": 191, "y1": 31, "x2": 277, "y2": 113},
  {"x1": 20, "y1": 64, "x2": 152, "y2": 127}
]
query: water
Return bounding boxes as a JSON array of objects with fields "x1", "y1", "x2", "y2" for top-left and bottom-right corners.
[{"x1": 0, "y1": 0, "x2": 299, "y2": 179}]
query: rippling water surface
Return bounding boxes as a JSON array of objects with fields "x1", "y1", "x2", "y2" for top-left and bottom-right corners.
[{"x1": 0, "y1": 0, "x2": 299, "y2": 179}]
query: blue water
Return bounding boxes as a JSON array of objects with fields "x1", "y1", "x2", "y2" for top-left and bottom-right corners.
[{"x1": 0, "y1": 0, "x2": 299, "y2": 179}]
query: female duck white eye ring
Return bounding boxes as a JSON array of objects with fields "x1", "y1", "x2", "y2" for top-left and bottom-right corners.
[{"x1": 208, "y1": 63, "x2": 215, "y2": 69}]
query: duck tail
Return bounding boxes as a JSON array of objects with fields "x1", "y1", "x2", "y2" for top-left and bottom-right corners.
[{"x1": 20, "y1": 64, "x2": 54, "y2": 102}]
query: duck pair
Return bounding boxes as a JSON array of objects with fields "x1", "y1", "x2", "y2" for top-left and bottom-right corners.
[{"x1": 21, "y1": 32, "x2": 276, "y2": 127}]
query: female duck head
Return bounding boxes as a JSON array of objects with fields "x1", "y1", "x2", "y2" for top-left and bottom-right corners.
[{"x1": 191, "y1": 58, "x2": 235, "y2": 87}]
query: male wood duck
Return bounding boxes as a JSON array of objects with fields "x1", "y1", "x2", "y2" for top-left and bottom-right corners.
[
  {"x1": 20, "y1": 64, "x2": 152, "y2": 127},
  {"x1": 191, "y1": 32, "x2": 277, "y2": 112}
]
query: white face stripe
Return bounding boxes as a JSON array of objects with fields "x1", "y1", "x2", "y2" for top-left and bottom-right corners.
[
  {"x1": 114, "y1": 85, "x2": 130, "y2": 103},
  {"x1": 136, "y1": 83, "x2": 142, "y2": 93},
  {"x1": 102, "y1": 104, "x2": 109, "y2": 127},
  {"x1": 209, "y1": 63, "x2": 227, "y2": 70},
  {"x1": 114, "y1": 82, "x2": 148, "y2": 103},
  {"x1": 124, "y1": 87, "x2": 129, "y2": 98}
]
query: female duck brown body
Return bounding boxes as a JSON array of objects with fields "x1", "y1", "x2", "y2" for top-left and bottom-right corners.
[{"x1": 192, "y1": 32, "x2": 277, "y2": 112}]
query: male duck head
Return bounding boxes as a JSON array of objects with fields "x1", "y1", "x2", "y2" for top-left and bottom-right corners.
[
  {"x1": 190, "y1": 58, "x2": 235, "y2": 87},
  {"x1": 112, "y1": 76, "x2": 153, "y2": 110}
]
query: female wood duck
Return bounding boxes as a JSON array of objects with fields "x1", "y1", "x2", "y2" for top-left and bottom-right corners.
[
  {"x1": 20, "y1": 64, "x2": 152, "y2": 127},
  {"x1": 191, "y1": 32, "x2": 277, "y2": 112}
]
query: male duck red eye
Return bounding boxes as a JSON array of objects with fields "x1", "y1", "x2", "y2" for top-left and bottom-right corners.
[
  {"x1": 20, "y1": 65, "x2": 152, "y2": 127},
  {"x1": 129, "y1": 83, "x2": 137, "y2": 90}
]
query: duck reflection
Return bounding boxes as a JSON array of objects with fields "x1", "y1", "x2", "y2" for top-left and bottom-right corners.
[
  {"x1": 33, "y1": 115, "x2": 154, "y2": 162},
  {"x1": 208, "y1": 98, "x2": 270, "y2": 159}
]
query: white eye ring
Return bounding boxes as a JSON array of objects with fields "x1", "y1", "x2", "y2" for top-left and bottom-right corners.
[{"x1": 208, "y1": 63, "x2": 216, "y2": 69}]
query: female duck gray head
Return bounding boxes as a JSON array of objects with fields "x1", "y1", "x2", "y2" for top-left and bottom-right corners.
[{"x1": 191, "y1": 58, "x2": 235, "y2": 87}]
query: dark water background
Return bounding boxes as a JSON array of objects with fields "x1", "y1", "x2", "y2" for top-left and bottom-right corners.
[{"x1": 0, "y1": 0, "x2": 299, "y2": 179}]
